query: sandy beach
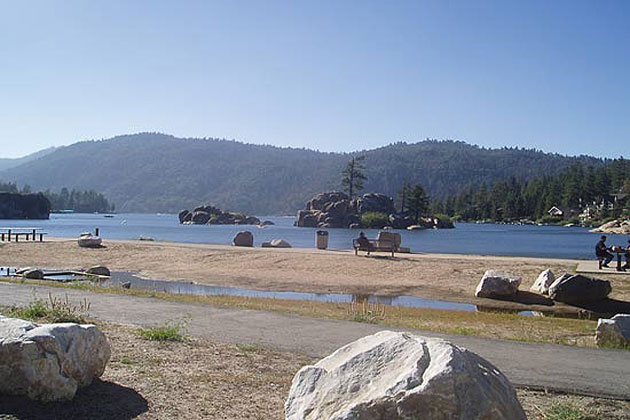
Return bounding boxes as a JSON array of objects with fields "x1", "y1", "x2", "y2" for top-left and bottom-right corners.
[{"x1": 2, "y1": 238, "x2": 628, "y2": 311}]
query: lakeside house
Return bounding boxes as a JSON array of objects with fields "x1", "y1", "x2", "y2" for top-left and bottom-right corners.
[{"x1": 547, "y1": 206, "x2": 564, "y2": 217}]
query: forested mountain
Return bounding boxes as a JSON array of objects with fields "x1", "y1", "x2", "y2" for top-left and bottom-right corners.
[
  {"x1": 0, "y1": 133, "x2": 605, "y2": 214},
  {"x1": 433, "y1": 160, "x2": 630, "y2": 222},
  {"x1": 0, "y1": 147, "x2": 57, "y2": 171}
]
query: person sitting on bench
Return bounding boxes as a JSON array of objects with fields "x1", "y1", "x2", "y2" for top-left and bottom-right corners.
[
  {"x1": 356, "y1": 232, "x2": 373, "y2": 254},
  {"x1": 596, "y1": 235, "x2": 613, "y2": 268},
  {"x1": 624, "y1": 239, "x2": 630, "y2": 270}
]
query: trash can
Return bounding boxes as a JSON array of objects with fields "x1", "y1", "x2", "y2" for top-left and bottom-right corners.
[{"x1": 316, "y1": 230, "x2": 329, "y2": 250}]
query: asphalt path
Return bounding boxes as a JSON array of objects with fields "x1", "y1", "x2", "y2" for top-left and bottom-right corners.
[{"x1": 1, "y1": 282, "x2": 628, "y2": 400}]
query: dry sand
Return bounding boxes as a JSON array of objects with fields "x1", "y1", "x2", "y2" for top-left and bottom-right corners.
[{"x1": 2, "y1": 238, "x2": 628, "y2": 312}]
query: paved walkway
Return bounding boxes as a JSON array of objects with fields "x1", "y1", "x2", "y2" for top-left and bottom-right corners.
[
  {"x1": 577, "y1": 260, "x2": 630, "y2": 275},
  {"x1": 1, "y1": 282, "x2": 629, "y2": 400}
]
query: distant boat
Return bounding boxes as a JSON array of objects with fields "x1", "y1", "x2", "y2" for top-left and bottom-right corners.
[{"x1": 104, "y1": 215, "x2": 114, "y2": 218}]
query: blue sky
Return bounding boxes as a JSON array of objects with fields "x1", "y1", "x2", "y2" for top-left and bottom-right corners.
[{"x1": 0, "y1": 0, "x2": 628, "y2": 158}]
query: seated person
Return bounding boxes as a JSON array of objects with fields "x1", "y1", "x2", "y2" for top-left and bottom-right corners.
[
  {"x1": 356, "y1": 232, "x2": 373, "y2": 251},
  {"x1": 595, "y1": 235, "x2": 613, "y2": 268},
  {"x1": 624, "y1": 239, "x2": 630, "y2": 269}
]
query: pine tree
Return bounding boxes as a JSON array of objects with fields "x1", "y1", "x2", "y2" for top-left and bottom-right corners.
[{"x1": 341, "y1": 156, "x2": 367, "y2": 198}]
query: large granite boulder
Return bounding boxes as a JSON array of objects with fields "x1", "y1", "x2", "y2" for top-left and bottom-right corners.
[
  {"x1": 530, "y1": 269, "x2": 555, "y2": 295},
  {"x1": 358, "y1": 193, "x2": 395, "y2": 214},
  {"x1": 233, "y1": 231, "x2": 254, "y2": 247},
  {"x1": 0, "y1": 192, "x2": 51, "y2": 220},
  {"x1": 548, "y1": 274, "x2": 611, "y2": 304},
  {"x1": 596, "y1": 314, "x2": 630, "y2": 348},
  {"x1": 285, "y1": 331, "x2": 526, "y2": 420},
  {"x1": 0, "y1": 316, "x2": 110, "y2": 402},
  {"x1": 475, "y1": 270, "x2": 521, "y2": 298}
]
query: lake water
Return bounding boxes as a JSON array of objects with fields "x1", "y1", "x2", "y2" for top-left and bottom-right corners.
[{"x1": 1, "y1": 213, "x2": 627, "y2": 259}]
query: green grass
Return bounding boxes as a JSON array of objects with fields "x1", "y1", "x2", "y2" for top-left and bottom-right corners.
[
  {"x1": 119, "y1": 355, "x2": 133, "y2": 365},
  {"x1": 543, "y1": 403, "x2": 594, "y2": 420},
  {"x1": 138, "y1": 321, "x2": 186, "y2": 342},
  {"x1": 236, "y1": 343, "x2": 260, "y2": 352},
  {"x1": 2, "y1": 293, "x2": 90, "y2": 323}
]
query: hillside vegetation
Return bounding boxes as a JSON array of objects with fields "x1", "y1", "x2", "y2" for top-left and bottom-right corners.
[{"x1": 0, "y1": 133, "x2": 604, "y2": 214}]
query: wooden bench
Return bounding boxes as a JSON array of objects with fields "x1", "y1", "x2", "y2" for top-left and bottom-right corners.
[
  {"x1": 353, "y1": 231, "x2": 402, "y2": 257},
  {"x1": 0, "y1": 228, "x2": 48, "y2": 242}
]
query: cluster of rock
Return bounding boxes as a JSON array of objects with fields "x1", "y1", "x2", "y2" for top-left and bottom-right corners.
[
  {"x1": 0, "y1": 192, "x2": 51, "y2": 220},
  {"x1": 232, "y1": 230, "x2": 292, "y2": 248},
  {"x1": 475, "y1": 269, "x2": 612, "y2": 305},
  {"x1": 0, "y1": 316, "x2": 110, "y2": 402},
  {"x1": 295, "y1": 191, "x2": 453, "y2": 229},
  {"x1": 590, "y1": 219, "x2": 630, "y2": 234},
  {"x1": 285, "y1": 331, "x2": 526, "y2": 419},
  {"x1": 527, "y1": 269, "x2": 612, "y2": 304},
  {"x1": 179, "y1": 205, "x2": 271, "y2": 226}
]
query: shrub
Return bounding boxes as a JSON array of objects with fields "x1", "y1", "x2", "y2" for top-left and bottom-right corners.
[
  {"x1": 4, "y1": 294, "x2": 90, "y2": 323},
  {"x1": 361, "y1": 212, "x2": 389, "y2": 228},
  {"x1": 138, "y1": 321, "x2": 186, "y2": 342}
]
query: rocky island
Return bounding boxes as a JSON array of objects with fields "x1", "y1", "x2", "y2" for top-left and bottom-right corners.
[
  {"x1": 178, "y1": 205, "x2": 266, "y2": 226},
  {"x1": 590, "y1": 219, "x2": 630, "y2": 234},
  {"x1": 0, "y1": 192, "x2": 51, "y2": 219},
  {"x1": 295, "y1": 191, "x2": 454, "y2": 229}
]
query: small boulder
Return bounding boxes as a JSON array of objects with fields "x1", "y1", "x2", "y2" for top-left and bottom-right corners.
[
  {"x1": 548, "y1": 274, "x2": 611, "y2": 304},
  {"x1": 475, "y1": 270, "x2": 521, "y2": 298},
  {"x1": 530, "y1": 269, "x2": 555, "y2": 295},
  {"x1": 261, "y1": 239, "x2": 292, "y2": 248},
  {"x1": 285, "y1": 331, "x2": 526, "y2": 420},
  {"x1": 596, "y1": 314, "x2": 630, "y2": 348},
  {"x1": 232, "y1": 231, "x2": 254, "y2": 247},
  {"x1": 86, "y1": 266, "x2": 110, "y2": 277},
  {"x1": 0, "y1": 316, "x2": 110, "y2": 402},
  {"x1": 23, "y1": 269, "x2": 44, "y2": 280}
]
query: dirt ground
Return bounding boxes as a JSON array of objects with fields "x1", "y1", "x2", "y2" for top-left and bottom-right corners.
[
  {"x1": 0, "y1": 323, "x2": 628, "y2": 420},
  {"x1": 1, "y1": 239, "x2": 629, "y2": 313}
]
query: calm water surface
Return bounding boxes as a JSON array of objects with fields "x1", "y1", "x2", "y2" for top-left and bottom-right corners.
[{"x1": 1, "y1": 213, "x2": 627, "y2": 259}]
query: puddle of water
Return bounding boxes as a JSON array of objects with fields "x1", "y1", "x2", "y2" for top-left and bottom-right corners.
[
  {"x1": 0, "y1": 266, "x2": 90, "y2": 282},
  {"x1": 102, "y1": 272, "x2": 534, "y2": 315}
]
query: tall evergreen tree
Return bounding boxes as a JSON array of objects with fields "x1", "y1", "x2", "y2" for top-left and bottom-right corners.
[{"x1": 341, "y1": 155, "x2": 367, "y2": 198}]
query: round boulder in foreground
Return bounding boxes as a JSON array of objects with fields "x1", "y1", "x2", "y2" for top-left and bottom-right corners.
[
  {"x1": 285, "y1": 331, "x2": 526, "y2": 420},
  {"x1": 0, "y1": 316, "x2": 110, "y2": 402}
]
